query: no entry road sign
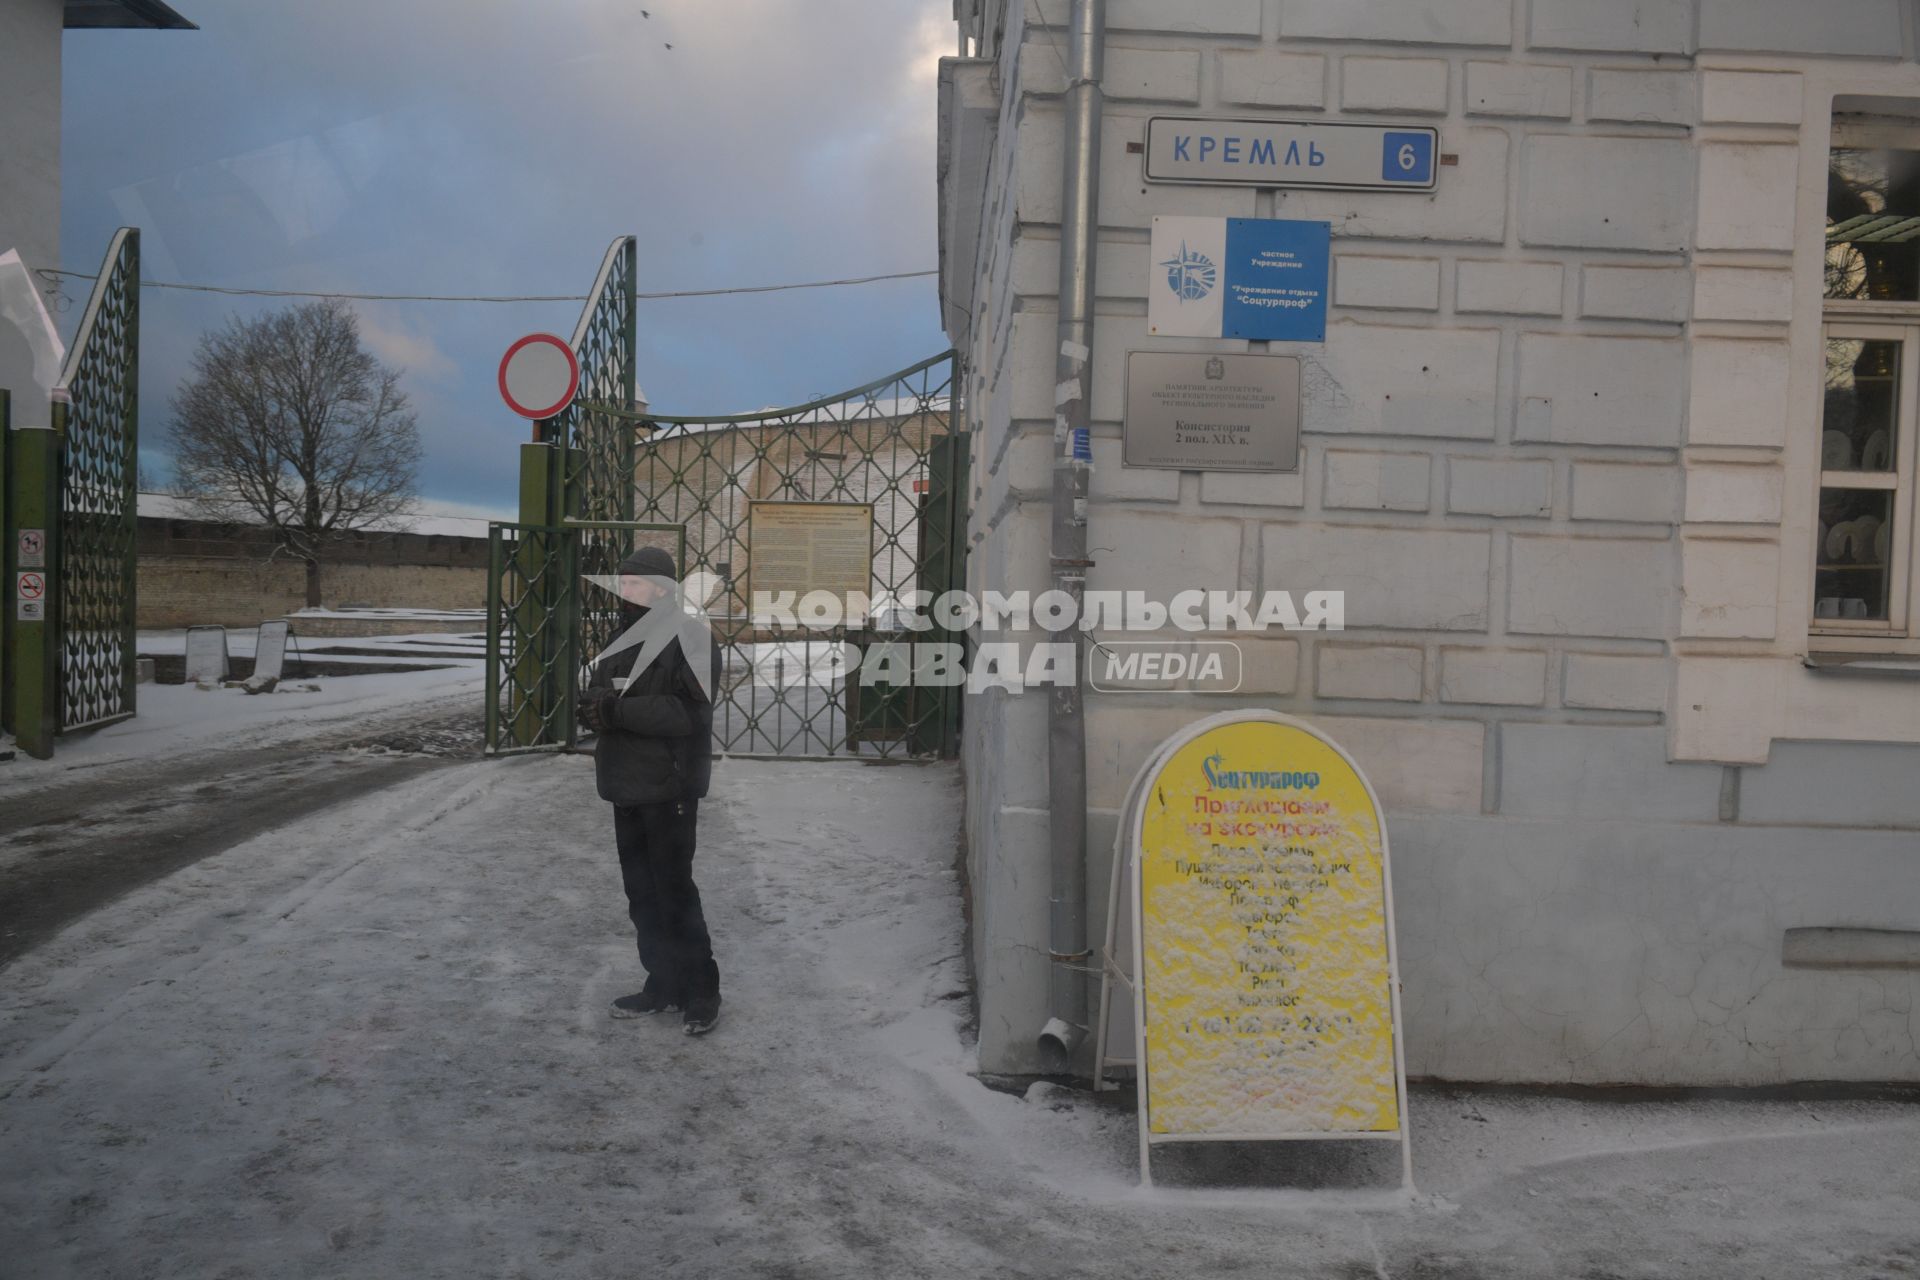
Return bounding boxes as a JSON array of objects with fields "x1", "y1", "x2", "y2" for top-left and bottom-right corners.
[{"x1": 498, "y1": 333, "x2": 581, "y2": 420}]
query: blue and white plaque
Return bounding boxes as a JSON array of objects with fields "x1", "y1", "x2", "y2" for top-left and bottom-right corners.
[{"x1": 1149, "y1": 216, "x2": 1330, "y2": 343}]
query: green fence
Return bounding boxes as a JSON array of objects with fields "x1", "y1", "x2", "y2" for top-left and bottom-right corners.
[
  {"x1": 2, "y1": 229, "x2": 140, "y2": 759},
  {"x1": 594, "y1": 352, "x2": 967, "y2": 760},
  {"x1": 55, "y1": 229, "x2": 141, "y2": 734},
  {"x1": 485, "y1": 520, "x2": 687, "y2": 755}
]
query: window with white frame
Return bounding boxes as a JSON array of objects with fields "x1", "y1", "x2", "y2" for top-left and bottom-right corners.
[{"x1": 1820, "y1": 113, "x2": 1920, "y2": 638}]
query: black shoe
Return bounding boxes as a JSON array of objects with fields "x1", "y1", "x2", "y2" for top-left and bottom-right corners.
[
  {"x1": 610, "y1": 988, "x2": 680, "y2": 1019},
  {"x1": 683, "y1": 995, "x2": 721, "y2": 1036}
]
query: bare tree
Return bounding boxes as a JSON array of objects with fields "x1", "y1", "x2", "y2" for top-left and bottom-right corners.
[{"x1": 169, "y1": 299, "x2": 422, "y2": 607}]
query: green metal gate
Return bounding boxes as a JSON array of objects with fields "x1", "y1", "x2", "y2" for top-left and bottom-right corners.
[
  {"x1": 482, "y1": 239, "x2": 968, "y2": 759},
  {"x1": 626, "y1": 354, "x2": 965, "y2": 759},
  {"x1": 546, "y1": 237, "x2": 639, "y2": 667},
  {"x1": 56, "y1": 229, "x2": 142, "y2": 734},
  {"x1": 484, "y1": 519, "x2": 687, "y2": 755},
  {"x1": 3, "y1": 229, "x2": 140, "y2": 758},
  {"x1": 483, "y1": 237, "x2": 651, "y2": 756}
]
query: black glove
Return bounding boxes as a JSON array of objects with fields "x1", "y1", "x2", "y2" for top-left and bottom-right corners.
[{"x1": 576, "y1": 688, "x2": 617, "y2": 733}]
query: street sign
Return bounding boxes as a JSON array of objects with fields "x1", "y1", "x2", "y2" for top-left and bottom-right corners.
[
  {"x1": 1124, "y1": 351, "x2": 1300, "y2": 472},
  {"x1": 1144, "y1": 116, "x2": 1439, "y2": 191},
  {"x1": 1149, "y1": 216, "x2": 1329, "y2": 342},
  {"x1": 1113, "y1": 710, "x2": 1411, "y2": 1186},
  {"x1": 498, "y1": 333, "x2": 581, "y2": 420},
  {"x1": 18, "y1": 529, "x2": 46, "y2": 569}
]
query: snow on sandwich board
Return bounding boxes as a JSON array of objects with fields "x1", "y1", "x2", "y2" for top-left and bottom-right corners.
[
  {"x1": 1094, "y1": 710, "x2": 1411, "y2": 1189},
  {"x1": 183, "y1": 626, "x2": 231, "y2": 686},
  {"x1": 253, "y1": 620, "x2": 291, "y2": 683}
]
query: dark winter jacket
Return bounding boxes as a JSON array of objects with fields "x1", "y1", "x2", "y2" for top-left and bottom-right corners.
[{"x1": 586, "y1": 606, "x2": 716, "y2": 806}]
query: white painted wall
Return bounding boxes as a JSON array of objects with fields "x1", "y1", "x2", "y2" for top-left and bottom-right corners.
[
  {"x1": 0, "y1": 0, "x2": 64, "y2": 427},
  {"x1": 941, "y1": 0, "x2": 1920, "y2": 1083}
]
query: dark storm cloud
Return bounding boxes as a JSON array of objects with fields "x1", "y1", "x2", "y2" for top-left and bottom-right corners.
[{"x1": 61, "y1": 0, "x2": 952, "y2": 509}]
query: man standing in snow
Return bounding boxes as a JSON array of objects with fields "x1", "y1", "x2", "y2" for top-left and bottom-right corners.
[{"x1": 576, "y1": 546, "x2": 722, "y2": 1036}]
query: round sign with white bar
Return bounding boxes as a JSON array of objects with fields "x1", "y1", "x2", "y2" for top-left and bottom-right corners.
[{"x1": 497, "y1": 333, "x2": 581, "y2": 420}]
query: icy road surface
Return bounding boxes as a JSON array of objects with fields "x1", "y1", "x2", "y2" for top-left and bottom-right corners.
[
  {"x1": 0, "y1": 665, "x2": 484, "y2": 964},
  {"x1": 2, "y1": 756, "x2": 1917, "y2": 1278}
]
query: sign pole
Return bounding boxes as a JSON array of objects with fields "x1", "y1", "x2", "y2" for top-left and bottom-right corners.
[
  {"x1": 7, "y1": 413, "x2": 61, "y2": 758},
  {"x1": 496, "y1": 335, "x2": 582, "y2": 749}
]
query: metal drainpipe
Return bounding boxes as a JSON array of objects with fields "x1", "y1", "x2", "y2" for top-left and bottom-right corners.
[{"x1": 1038, "y1": 0, "x2": 1104, "y2": 1073}]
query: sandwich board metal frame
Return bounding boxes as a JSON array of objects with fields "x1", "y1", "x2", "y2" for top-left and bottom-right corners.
[{"x1": 1093, "y1": 709, "x2": 1413, "y2": 1190}]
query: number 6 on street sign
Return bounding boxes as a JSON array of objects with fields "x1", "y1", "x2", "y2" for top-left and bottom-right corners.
[{"x1": 1381, "y1": 130, "x2": 1433, "y2": 185}]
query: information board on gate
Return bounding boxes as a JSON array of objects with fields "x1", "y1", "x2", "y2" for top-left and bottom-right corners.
[
  {"x1": 1132, "y1": 714, "x2": 1406, "y2": 1140},
  {"x1": 747, "y1": 501, "x2": 874, "y2": 620}
]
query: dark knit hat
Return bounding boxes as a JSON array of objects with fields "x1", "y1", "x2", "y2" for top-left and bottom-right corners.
[{"x1": 618, "y1": 545, "x2": 678, "y2": 578}]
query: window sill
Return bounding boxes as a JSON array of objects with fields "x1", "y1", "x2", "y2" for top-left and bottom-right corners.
[{"x1": 1805, "y1": 651, "x2": 1920, "y2": 678}]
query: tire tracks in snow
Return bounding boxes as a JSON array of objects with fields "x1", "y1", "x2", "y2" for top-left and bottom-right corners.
[
  {"x1": 0, "y1": 686, "x2": 483, "y2": 967},
  {"x1": 0, "y1": 763, "x2": 502, "y2": 1094}
]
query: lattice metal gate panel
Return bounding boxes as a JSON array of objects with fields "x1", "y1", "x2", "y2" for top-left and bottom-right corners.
[
  {"x1": 56, "y1": 228, "x2": 140, "y2": 732},
  {"x1": 485, "y1": 520, "x2": 686, "y2": 755},
  {"x1": 482, "y1": 238, "x2": 966, "y2": 760},
  {"x1": 545, "y1": 237, "x2": 638, "y2": 664},
  {"x1": 485, "y1": 522, "x2": 580, "y2": 755},
  {"x1": 629, "y1": 352, "x2": 964, "y2": 760}
]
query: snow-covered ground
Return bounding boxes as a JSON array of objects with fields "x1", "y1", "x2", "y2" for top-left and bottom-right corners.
[
  {"x1": 138, "y1": 627, "x2": 485, "y2": 660},
  {"x1": 138, "y1": 629, "x2": 481, "y2": 674},
  {"x1": 288, "y1": 607, "x2": 488, "y2": 622},
  {"x1": 0, "y1": 660, "x2": 483, "y2": 794},
  {"x1": 2, "y1": 756, "x2": 1917, "y2": 1277}
]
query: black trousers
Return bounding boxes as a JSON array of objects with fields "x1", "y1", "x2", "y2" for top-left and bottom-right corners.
[{"x1": 613, "y1": 799, "x2": 720, "y2": 1001}]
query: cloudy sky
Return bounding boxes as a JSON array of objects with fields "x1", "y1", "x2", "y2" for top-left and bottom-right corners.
[{"x1": 60, "y1": 0, "x2": 953, "y2": 513}]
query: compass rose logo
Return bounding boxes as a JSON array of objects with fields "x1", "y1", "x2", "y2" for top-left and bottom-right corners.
[{"x1": 1160, "y1": 241, "x2": 1217, "y2": 302}]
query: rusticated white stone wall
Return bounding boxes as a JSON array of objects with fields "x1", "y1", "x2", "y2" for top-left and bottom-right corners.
[
  {"x1": 0, "y1": 0, "x2": 64, "y2": 427},
  {"x1": 941, "y1": 0, "x2": 1920, "y2": 1082}
]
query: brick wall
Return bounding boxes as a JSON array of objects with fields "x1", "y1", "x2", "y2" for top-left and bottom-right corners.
[{"x1": 136, "y1": 517, "x2": 487, "y2": 627}]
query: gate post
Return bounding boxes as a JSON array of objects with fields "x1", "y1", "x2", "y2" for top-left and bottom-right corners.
[
  {"x1": 508, "y1": 434, "x2": 585, "y2": 749},
  {"x1": 5, "y1": 396, "x2": 62, "y2": 759},
  {"x1": 510, "y1": 441, "x2": 558, "y2": 748}
]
